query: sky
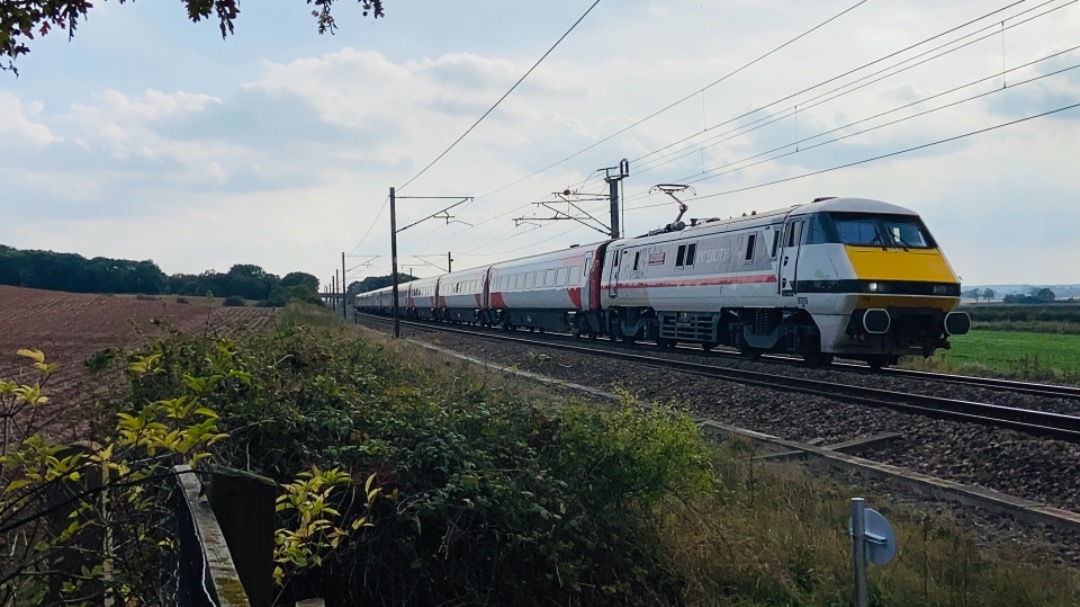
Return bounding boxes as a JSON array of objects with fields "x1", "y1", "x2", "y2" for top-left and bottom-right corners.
[{"x1": 1, "y1": 0, "x2": 1078, "y2": 288}]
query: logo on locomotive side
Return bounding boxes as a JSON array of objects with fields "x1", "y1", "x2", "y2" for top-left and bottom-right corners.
[
  {"x1": 648, "y1": 252, "x2": 667, "y2": 266},
  {"x1": 699, "y1": 248, "x2": 731, "y2": 264}
]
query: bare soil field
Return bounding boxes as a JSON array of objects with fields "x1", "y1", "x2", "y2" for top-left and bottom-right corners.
[{"x1": 0, "y1": 286, "x2": 275, "y2": 440}]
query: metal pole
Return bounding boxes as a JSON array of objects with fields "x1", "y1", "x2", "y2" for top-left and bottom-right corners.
[
  {"x1": 334, "y1": 271, "x2": 339, "y2": 313},
  {"x1": 390, "y1": 187, "x2": 400, "y2": 338},
  {"x1": 448, "y1": 251, "x2": 452, "y2": 274},
  {"x1": 341, "y1": 252, "x2": 347, "y2": 320},
  {"x1": 851, "y1": 498, "x2": 868, "y2": 607},
  {"x1": 607, "y1": 176, "x2": 620, "y2": 239}
]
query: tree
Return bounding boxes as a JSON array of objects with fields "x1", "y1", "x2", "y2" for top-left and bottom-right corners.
[
  {"x1": 356, "y1": 273, "x2": 417, "y2": 293},
  {"x1": 282, "y1": 272, "x2": 319, "y2": 292},
  {"x1": 2, "y1": 0, "x2": 386, "y2": 74},
  {"x1": 1032, "y1": 287, "x2": 1056, "y2": 304},
  {"x1": 982, "y1": 287, "x2": 995, "y2": 302},
  {"x1": 227, "y1": 263, "x2": 278, "y2": 300},
  {"x1": 964, "y1": 288, "x2": 982, "y2": 302}
]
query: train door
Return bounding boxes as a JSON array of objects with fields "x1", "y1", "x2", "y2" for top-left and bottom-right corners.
[
  {"x1": 778, "y1": 219, "x2": 805, "y2": 296},
  {"x1": 582, "y1": 253, "x2": 592, "y2": 307},
  {"x1": 608, "y1": 246, "x2": 623, "y2": 298}
]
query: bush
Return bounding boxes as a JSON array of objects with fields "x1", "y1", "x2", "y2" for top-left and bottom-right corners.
[
  {"x1": 175, "y1": 296, "x2": 190, "y2": 304},
  {"x1": 222, "y1": 295, "x2": 246, "y2": 307},
  {"x1": 105, "y1": 325, "x2": 716, "y2": 606},
  {"x1": 255, "y1": 293, "x2": 288, "y2": 308},
  {"x1": 135, "y1": 293, "x2": 156, "y2": 301},
  {"x1": 289, "y1": 284, "x2": 321, "y2": 304}
]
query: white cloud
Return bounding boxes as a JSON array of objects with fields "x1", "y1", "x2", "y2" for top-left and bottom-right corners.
[{"x1": 0, "y1": 93, "x2": 57, "y2": 146}]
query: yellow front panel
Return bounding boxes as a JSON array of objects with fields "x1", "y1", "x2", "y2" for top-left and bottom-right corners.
[{"x1": 845, "y1": 246, "x2": 958, "y2": 283}]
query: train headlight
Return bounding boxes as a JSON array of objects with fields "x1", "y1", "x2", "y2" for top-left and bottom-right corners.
[
  {"x1": 932, "y1": 284, "x2": 949, "y2": 295},
  {"x1": 868, "y1": 282, "x2": 880, "y2": 293}
]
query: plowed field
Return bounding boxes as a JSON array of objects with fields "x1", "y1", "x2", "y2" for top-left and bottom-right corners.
[{"x1": 0, "y1": 286, "x2": 276, "y2": 441}]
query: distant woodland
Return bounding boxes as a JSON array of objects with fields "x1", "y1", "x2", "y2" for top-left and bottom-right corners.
[{"x1": 0, "y1": 245, "x2": 321, "y2": 306}]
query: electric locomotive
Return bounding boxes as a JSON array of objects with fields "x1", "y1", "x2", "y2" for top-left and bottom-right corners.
[
  {"x1": 355, "y1": 196, "x2": 970, "y2": 369},
  {"x1": 600, "y1": 196, "x2": 969, "y2": 368}
]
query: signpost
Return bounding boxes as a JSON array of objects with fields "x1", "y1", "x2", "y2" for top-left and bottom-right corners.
[{"x1": 848, "y1": 497, "x2": 896, "y2": 607}]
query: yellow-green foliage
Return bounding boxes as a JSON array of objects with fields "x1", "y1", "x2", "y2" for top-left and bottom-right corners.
[{"x1": 0, "y1": 349, "x2": 231, "y2": 606}]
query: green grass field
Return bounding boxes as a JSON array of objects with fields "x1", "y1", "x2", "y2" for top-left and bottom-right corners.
[{"x1": 904, "y1": 329, "x2": 1080, "y2": 383}]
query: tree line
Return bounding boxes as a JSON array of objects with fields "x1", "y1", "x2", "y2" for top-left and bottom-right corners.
[
  {"x1": 964, "y1": 286, "x2": 1060, "y2": 304},
  {"x1": 0, "y1": 245, "x2": 321, "y2": 306}
]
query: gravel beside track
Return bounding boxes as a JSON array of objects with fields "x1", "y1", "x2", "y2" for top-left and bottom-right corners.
[
  {"x1": 355, "y1": 315, "x2": 1080, "y2": 531},
  {"x1": 393, "y1": 320, "x2": 1080, "y2": 416}
]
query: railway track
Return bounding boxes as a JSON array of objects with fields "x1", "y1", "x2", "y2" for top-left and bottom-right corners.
[
  {"x1": 355, "y1": 311, "x2": 1080, "y2": 400},
  {"x1": 356, "y1": 312, "x2": 1080, "y2": 442}
]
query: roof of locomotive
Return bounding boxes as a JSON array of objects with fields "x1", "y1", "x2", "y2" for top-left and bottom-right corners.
[
  {"x1": 788, "y1": 196, "x2": 918, "y2": 217},
  {"x1": 632, "y1": 196, "x2": 918, "y2": 240}
]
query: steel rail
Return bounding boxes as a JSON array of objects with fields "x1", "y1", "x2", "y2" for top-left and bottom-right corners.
[
  {"x1": 357, "y1": 310, "x2": 1080, "y2": 400},
  {"x1": 356, "y1": 313, "x2": 1080, "y2": 442}
]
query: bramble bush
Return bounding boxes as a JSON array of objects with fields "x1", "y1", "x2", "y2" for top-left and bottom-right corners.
[{"x1": 97, "y1": 319, "x2": 717, "y2": 606}]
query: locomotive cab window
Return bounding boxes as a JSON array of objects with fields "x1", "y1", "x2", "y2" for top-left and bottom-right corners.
[
  {"x1": 806, "y1": 214, "x2": 829, "y2": 244},
  {"x1": 771, "y1": 230, "x2": 781, "y2": 258},
  {"x1": 633, "y1": 251, "x2": 641, "y2": 271},
  {"x1": 830, "y1": 213, "x2": 935, "y2": 248}
]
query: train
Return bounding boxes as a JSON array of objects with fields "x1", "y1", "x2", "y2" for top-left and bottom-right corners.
[{"x1": 355, "y1": 196, "x2": 971, "y2": 369}]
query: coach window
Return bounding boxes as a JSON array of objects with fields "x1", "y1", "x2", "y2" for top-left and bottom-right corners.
[
  {"x1": 744, "y1": 234, "x2": 756, "y2": 261},
  {"x1": 546, "y1": 269, "x2": 556, "y2": 286},
  {"x1": 675, "y1": 245, "x2": 686, "y2": 267}
]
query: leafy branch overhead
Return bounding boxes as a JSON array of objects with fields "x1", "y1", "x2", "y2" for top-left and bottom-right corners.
[{"x1": 0, "y1": 0, "x2": 386, "y2": 73}]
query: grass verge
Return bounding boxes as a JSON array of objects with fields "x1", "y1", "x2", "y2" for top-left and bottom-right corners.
[{"x1": 902, "y1": 329, "x2": 1080, "y2": 384}]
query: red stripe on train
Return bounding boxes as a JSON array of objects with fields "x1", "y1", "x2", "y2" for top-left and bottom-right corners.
[{"x1": 605, "y1": 274, "x2": 777, "y2": 290}]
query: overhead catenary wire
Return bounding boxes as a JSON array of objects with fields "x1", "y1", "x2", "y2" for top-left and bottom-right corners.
[
  {"x1": 622, "y1": 47, "x2": 1080, "y2": 205},
  {"x1": 393, "y1": 0, "x2": 1065, "y2": 265},
  {"x1": 395, "y1": 0, "x2": 602, "y2": 194},
  {"x1": 627, "y1": 0, "x2": 1072, "y2": 182},
  {"x1": 411, "y1": 0, "x2": 1041, "y2": 258},
  {"x1": 628, "y1": 0, "x2": 1042, "y2": 173},
  {"x1": 625, "y1": 101, "x2": 1080, "y2": 208},
  {"x1": 347, "y1": 195, "x2": 389, "y2": 253},
  {"x1": 469, "y1": 0, "x2": 875, "y2": 203}
]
